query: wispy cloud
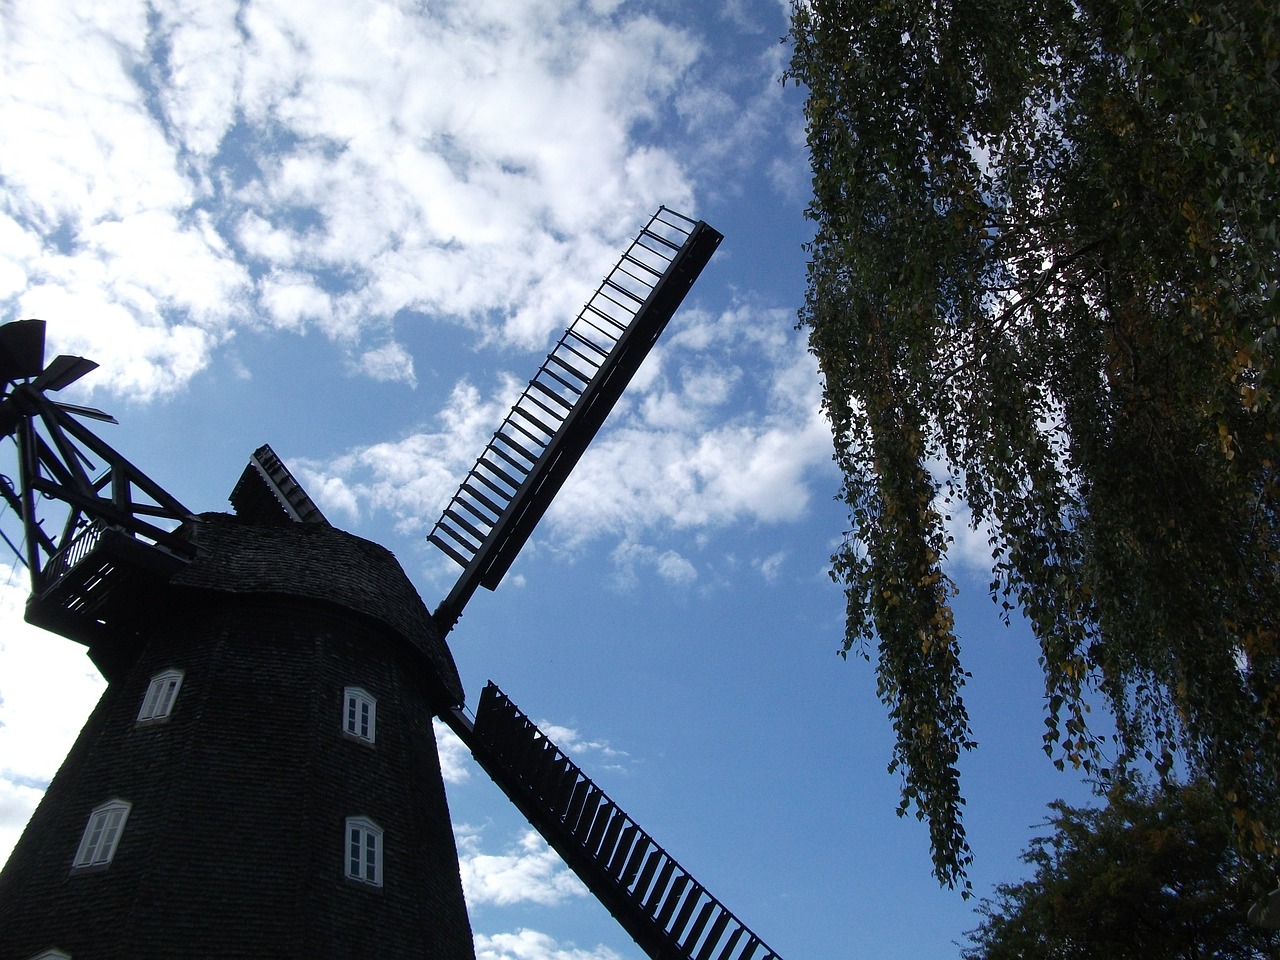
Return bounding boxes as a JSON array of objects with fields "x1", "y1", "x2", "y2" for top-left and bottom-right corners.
[
  {"x1": 610, "y1": 541, "x2": 699, "y2": 591},
  {"x1": 753, "y1": 550, "x2": 788, "y2": 582}
]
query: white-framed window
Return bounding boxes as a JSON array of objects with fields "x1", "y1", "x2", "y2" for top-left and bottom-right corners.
[
  {"x1": 137, "y1": 669, "x2": 183, "y2": 723},
  {"x1": 343, "y1": 686, "x2": 376, "y2": 744},
  {"x1": 72, "y1": 799, "x2": 131, "y2": 869},
  {"x1": 345, "y1": 817, "x2": 383, "y2": 887}
]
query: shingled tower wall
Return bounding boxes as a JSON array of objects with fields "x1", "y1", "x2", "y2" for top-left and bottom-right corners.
[{"x1": 0, "y1": 513, "x2": 475, "y2": 960}]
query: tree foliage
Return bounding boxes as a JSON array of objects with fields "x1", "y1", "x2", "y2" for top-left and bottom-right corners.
[
  {"x1": 964, "y1": 780, "x2": 1278, "y2": 960},
  {"x1": 786, "y1": 0, "x2": 1280, "y2": 889}
]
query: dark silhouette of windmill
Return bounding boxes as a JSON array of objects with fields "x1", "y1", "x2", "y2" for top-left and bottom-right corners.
[{"x1": 0, "y1": 208, "x2": 783, "y2": 960}]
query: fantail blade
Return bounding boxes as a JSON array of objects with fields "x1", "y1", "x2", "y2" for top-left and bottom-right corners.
[
  {"x1": 33, "y1": 355, "x2": 98, "y2": 393},
  {"x1": 0, "y1": 319, "x2": 47, "y2": 383}
]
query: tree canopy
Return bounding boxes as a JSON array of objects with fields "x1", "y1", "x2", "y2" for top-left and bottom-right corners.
[
  {"x1": 786, "y1": 0, "x2": 1280, "y2": 889},
  {"x1": 963, "y1": 780, "x2": 1277, "y2": 960}
]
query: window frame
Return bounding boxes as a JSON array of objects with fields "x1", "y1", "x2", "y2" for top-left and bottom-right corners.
[
  {"x1": 344, "y1": 816, "x2": 383, "y2": 887},
  {"x1": 342, "y1": 686, "x2": 377, "y2": 744},
  {"x1": 136, "y1": 668, "x2": 184, "y2": 724},
  {"x1": 72, "y1": 798, "x2": 131, "y2": 870}
]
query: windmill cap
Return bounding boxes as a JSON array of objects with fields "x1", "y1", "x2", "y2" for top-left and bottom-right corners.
[{"x1": 172, "y1": 513, "x2": 464, "y2": 709}]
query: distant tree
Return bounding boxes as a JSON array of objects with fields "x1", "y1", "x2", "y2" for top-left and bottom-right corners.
[
  {"x1": 963, "y1": 780, "x2": 1278, "y2": 960},
  {"x1": 785, "y1": 0, "x2": 1280, "y2": 890}
]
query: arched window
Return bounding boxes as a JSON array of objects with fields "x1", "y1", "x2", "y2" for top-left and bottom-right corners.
[
  {"x1": 72, "y1": 798, "x2": 131, "y2": 869},
  {"x1": 344, "y1": 817, "x2": 383, "y2": 887},
  {"x1": 343, "y1": 686, "x2": 376, "y2": 744},
  {"x1": 137, "y1": 669, "x2": 183, "y2": 723}
]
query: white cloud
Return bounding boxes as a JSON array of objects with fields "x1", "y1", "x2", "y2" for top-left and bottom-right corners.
[
  {"x1": 922, "y1": 456, "x2": 1001, "y2": 576},
  {"x1": 225, "y1": 0, "x2": 702, "y2": 349},
  {"x1": 610, "y1": 541, "x2": 699, "y2": 591},
  {"x1": 753, "y1": 550, "x2": 787, "y2": 582},
  {"x1": 655, "y1": 550, "x2": 699, "y2": 585},
  {"x1": 475, "y1": 929, "x2": 623, "y2": 960},
  {"x1": 16, "y1": 282, "x2": 218, "y2": 400},
  {"x1": 151, "y1": 0, "x2": 245, "y2": 159},
  {"x1": 536, "y1": 723, "x2": 628, "y2": 764},
  {"x1": 301, "y1": 473, "x2": 361, "y2": 522},
  {"x1": 0, "y1": 569, "x2": 106, "y2": 865},
  {"x1": 302, "y1": 300, "x2": 835, "y2": 585},
  {"x1": 940, "y1": 497, "x2": 999, "y2": 575},
  {"x1": 0, "y1": 778, "x2": 45, "y2": 868},
  {"x1": 674, "y1": 19, "x2": 800, "y2": 203},
  {"x1": 458, "y1": 828, "x2": 587, "y2": 907},
  {"x1": 547, "y1": 304, "x2": 832, "y2": 541},
  {"x1": 434, "y1": 719, "x2": 474, "y2": 786},
  {"x1": 354, "y1": 341, "x2": 417, "y2": 387},
  {"x1": 256, "y1": 270, "x2": 335, "y2": 332},
  {"x1": 296, "y1": 376, "x2": 524, "y2": 538},
  {"x1": 1, "y1": 0, "x2": 708, "y2": 399}
]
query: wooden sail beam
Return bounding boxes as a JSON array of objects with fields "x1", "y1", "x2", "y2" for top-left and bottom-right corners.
[
  {"x1": 428, "y1": 208, "x2": 722, "y2": 631},
  {"x1": 443, "y1": 683, "x2": 783, "y2": 960}
]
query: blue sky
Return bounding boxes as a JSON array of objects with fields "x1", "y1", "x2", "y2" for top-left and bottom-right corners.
[{"x1": 0, "y1": 1, "x2": 1099, "y2": 957}]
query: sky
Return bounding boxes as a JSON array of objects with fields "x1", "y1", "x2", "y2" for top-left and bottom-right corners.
[{"x1": 0, "y1": 1, "x2": 1100, "y2": 958}]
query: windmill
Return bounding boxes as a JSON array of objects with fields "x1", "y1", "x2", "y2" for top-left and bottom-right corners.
[{"x1": 0, "y1": 208, "x2": 785, "y2": 960}]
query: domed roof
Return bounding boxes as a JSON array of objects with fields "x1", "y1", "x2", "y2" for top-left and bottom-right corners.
[{"x1": 172, "y1": 512, "x2": 464, "y2": 708}]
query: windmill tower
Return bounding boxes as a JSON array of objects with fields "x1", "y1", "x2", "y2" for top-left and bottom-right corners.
[
  {"x1": 0, "y1": 324, "x2": 474, "y2": 958},
  {"x1": 0, "y1": 209, "x2": 784, "y2": 960}
]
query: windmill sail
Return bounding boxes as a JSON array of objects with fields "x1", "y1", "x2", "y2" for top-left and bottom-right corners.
[
  {"x1": 428, "y1": 207, "x2": 722, "y2": 630},
  {"x1": 443, "y1": 683, "x2": 783, "y2": 960}
]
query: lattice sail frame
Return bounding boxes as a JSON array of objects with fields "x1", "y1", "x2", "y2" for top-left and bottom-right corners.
[
  {"x1": 428, "y1": 208, "x2": 722, "y2": 630},
  {"x1": 445, "y1": 684, "x2": 782, "y2": 960}
]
